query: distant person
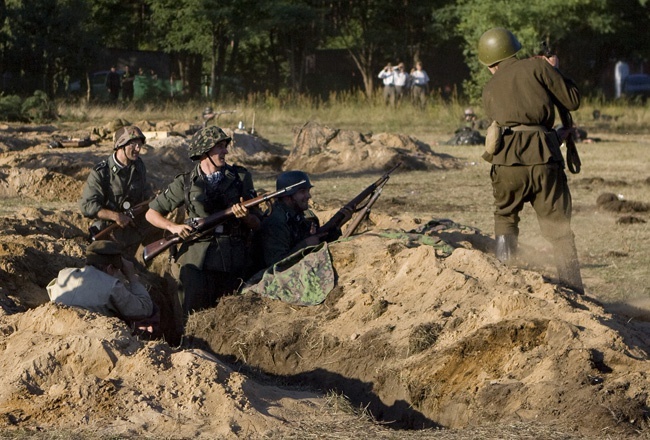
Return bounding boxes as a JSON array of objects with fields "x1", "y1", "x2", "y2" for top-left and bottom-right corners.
[
  {"x1": 145, "y1": 126, "x2": 261, "y2": 317},
  {"x1": 121, "y1": 65, "x2": 135, "y2": 102},
  {"x1": 378, "y1": 63, "x2": 396, "y2": 107},
  {"x1": 410, "y1": 62, "x2": 430, "y2": 108},
  {"x1": 614, "y1": 60, "x2": 630, "y2": 98},
  {"x1": 259, "y1": 171, "x2": 326, "y2": 268},
  {"x1": 47, "y1": 240, "x2": 157, "y2": 333},
  {"x1": 105, "y1": 66, "x2": 121, "y2": 103},
  {"x1": 478, "y1": 27, "x2": 584, "y2": 294},
  {"x1": 79, "y1": 126, "x2": 154, "y2": 258},
  {"x1": 393, "y1": 63, "x2": 409, "y2": 106}
]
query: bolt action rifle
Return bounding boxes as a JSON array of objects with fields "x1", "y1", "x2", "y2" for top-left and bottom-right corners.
[
  {"x1": 317, "y1": 162, "x2": 401, "y2": 241},
  {"x1": 89, "y1": 199, "x2": 153, "y2": 242},
  {"x1": 142, "y1": 180, "x2": 307, "y2": 263},
  {"x1": 540, "y1": 40, "x2": 581, "y2": 174}
]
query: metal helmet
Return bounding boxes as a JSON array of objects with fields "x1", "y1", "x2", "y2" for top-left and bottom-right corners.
[
  {"x1": 478, "y1": 28, "x2": 522, "y2": 67},
  {"x1": 276, "y1": 171, "x2": 313, "y2": 196},
  {"x1": 188, "y1": 125, "x2": 231, "y2": 160},
  {"x1": 114, "y1": 126, "x2": 145, "y2": 150}
]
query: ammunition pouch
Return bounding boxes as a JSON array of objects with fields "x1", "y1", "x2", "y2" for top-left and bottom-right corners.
[{"x1": 483, "y1": 120, "x2": 504, "y2": 163}]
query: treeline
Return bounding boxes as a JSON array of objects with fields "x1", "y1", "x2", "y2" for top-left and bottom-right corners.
[{"x1": 0, "y1": 0, "x2": 648, "y2": 102}]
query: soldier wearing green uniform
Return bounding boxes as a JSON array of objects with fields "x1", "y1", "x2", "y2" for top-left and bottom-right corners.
[
  {"x1": 145, "y1": 126, "x2": 260, "y2": 316},
  {"x1": 260, "y1": 171, "x2": 321, "y2": 267},
  {"x1": 478, "y1": 28, "x2": 584, "y2": 294},
  {"x1": 79, "y1": 126, "x2": 153, "y2": 257}
]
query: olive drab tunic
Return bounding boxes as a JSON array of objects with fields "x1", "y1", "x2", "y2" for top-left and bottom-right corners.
[
  {"x1": 481, "y1": 56, "x2": 580, "y2": 240},
  {"x1": 149, "y1": 162, "x2": 256, "y2": 271},
  {"x1": 79, "y1": 154, "x2": 150, "y2": 247},
  {"x1": 482, "y1": 56, "x2": 580, "y2": 166}
]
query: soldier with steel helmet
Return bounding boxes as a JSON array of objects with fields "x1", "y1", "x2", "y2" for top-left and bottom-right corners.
[
  {"x1": 258, "y1": 170, "x2": 326, "y2": 267},
  {"x1": 79, "y1": 125, "x2": 153, "y2": 257},
  {"x1": 145, "y1": 125, "x2": 260, "y2": 317},
  {"x1": 478, "y1": 27, "x2": 584, "y2": 294}
]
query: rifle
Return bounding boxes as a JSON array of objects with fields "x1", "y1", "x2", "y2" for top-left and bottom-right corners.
[
  {"x1": 203, "y1": 109, "x2": 237, "y2": 128},
  {"x1": 540, "y1": 41, "x2": 581, "y2": 174},
  {"x1": 318, "y1": 162, "x2": 401, "y2": 241},
  {"x1": 341, "y1": 186, "x2": 384, "y2": 239},
  {"x1": 142, "y1": 180, "x2": 307, "y2": 262},
  {"x1": 89, "y1": 199, "x2": 152, "y2": 242}
]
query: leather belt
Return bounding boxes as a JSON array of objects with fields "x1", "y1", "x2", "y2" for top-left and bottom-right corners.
[{"x1": 509, "y1": 124, "x2": 547, "y2": 132}]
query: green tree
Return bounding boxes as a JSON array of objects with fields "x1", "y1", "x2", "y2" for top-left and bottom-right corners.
[
  {"x1": 450, "y1": 0, "x2": 624, "y2": 100},
  {"x1": 5, "y1": 0, "x2": 100, "y2": 97}
]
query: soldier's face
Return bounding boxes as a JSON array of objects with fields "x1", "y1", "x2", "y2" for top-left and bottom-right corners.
[
  {"x1": 118, "y1": 140, "x2": 143, "y2": 164},
  {"x1": 207, "y1": 141, "x2": 229, "y2": 166},
  {"x1": 291, "y1": 188, "x2": 311, "y2": 211}
]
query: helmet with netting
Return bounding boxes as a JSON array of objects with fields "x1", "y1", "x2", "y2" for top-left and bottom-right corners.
[{"x1": 188, "y1": 126, "x2": 231, "y2": 160}]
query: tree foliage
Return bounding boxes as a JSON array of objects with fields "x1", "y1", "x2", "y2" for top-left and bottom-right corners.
[{"x1": 0, "y1": 0, "x2": 647, "y2": 101}]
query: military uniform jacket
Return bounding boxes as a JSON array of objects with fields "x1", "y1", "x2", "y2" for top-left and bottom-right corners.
[
  {"x1": 482, "y1": 57, "x2": 580, "y2": 166},
  {"x1": 79, "y1": 154, "x2": 150, "y2": 245},
  {"x1": 261, "y1": 200, "x2": 317, "y2": 267},
  {"x1": 46, "y1": 266, "x2": 153, "y2": 321},
  {"x1": 80, "y1": 154, "x2": 149, "y2": 218},
  {"x1": 149, "y1": 163, "x2": 256, "y2": 270}
]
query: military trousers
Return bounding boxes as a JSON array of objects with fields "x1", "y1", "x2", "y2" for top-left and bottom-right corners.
[{"x1": 490, "y1": 162, "x2": 574, "y2": 241}]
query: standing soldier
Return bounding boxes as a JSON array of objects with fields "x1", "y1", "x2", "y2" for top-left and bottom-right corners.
[
  {"x1": 478, "y1": 27, "x2": 584, "y2": 294},
  {"x1": 80, "y1": 126, "x2": 153, "y2": 258},
  {"x1": 145, "y1": 126, "x2": 261, "y2": 317}
]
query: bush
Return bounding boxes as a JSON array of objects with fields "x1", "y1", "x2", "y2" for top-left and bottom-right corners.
[
  {"x1": 22, "y1": 90, "x2": 58, "y2": 123},
  {"x1": 0, "y1": 94, "x2": 26, "y2": 122}
]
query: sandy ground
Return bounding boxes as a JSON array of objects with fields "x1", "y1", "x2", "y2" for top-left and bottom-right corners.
[{"x1": 0, "y1": 121, "x2": 648, "y2": 439}]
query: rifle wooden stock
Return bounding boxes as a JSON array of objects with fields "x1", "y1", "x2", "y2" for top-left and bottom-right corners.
[
  {"x1": 318, "y1": 162, "x2": 400, "y2": 240},
  {"x1": 142, "y1": 180, "x2": 307, "y2": 262},
  {"x1": 90, "y1": 199, "x2": 152, "y2": 242}
]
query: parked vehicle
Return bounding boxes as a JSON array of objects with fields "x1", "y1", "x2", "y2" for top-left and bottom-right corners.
[{"x1": 622, "y1": 73, "x2": 650, "y2": 100}]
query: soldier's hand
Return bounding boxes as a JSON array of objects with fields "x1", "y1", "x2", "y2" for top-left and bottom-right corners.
[
  {"x1": 169, "y1": 223, "x2": 194, "y2": 239},
  {"x1": 231, "y1": 199, "x2": 249, "y2": 219},
  {"x1": 544, "y1": 55, "x2": 559, "y2": 68},
  {"x1": 115, "y1": 212, "x2": 134, "y2": 228}
]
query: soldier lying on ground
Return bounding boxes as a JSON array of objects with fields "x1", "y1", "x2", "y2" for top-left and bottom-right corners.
[{"x1": 47, "y1": 240, "x2": 159, "y2": 335}]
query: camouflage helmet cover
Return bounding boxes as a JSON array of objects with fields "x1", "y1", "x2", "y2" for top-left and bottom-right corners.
[
  {"x1": 188, "y1": 125, "x2": 232, "y2": 160},
  {"x1": 114, "y1": 126, "x2": 146, "y2": 150},
  {"x1": 478, "y1": 27, "x2": 522, "y2": 67},
  {"x1": 276, "y1": 170, "x2": 313, "y2": 196}
]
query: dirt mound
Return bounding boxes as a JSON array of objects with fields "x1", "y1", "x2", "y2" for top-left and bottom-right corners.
[
  {"x1": 1, "y1": 303, "x2": 394, "y2": 439},
  {"x1": 185, "y1": 232, "x2": 650, "y2": 438},
  {"x1": 597, "y1": 192, "x2": 650, "y2": 213},
  {"x1": 146, "y1": 129, "x2": 287, "y2": 174},
  {"x1": 283, "y1": 121, "x2": 460, "y2": 173}
]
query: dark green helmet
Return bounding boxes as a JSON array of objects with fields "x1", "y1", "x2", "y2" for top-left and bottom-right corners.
[
  {"x1": 478, "y1": 28, "x2": 521, "y2": 67},
  {"x1": 188, "y1": 125, "x2": 231, "y2": 160},
  {"x1": 276, "y1": 171, "x2": 313, "y2": 196}
]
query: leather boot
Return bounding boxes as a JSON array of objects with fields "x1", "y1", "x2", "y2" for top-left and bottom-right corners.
[
  {"x1": 553, "y1": 236, "x2": 585, "y2": 294},
  {"x1": 495, "y1": 235, "x2": 518, "y2": 263}
]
